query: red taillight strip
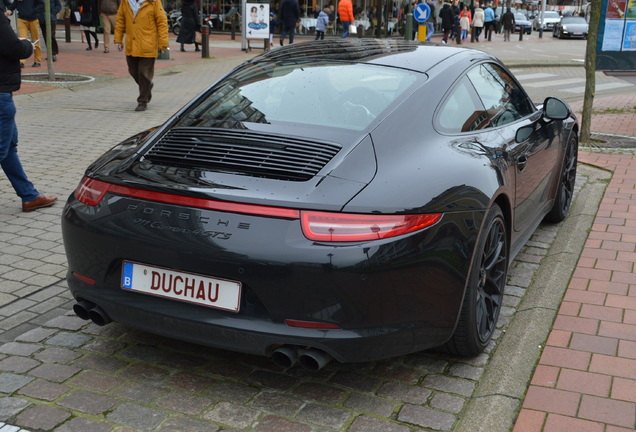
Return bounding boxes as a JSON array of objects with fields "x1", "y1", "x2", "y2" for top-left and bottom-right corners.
[
  {"x1": 72, "y1": 272, "x2": 96, "y2": 285},
  {"x1": 285, "y1": 319, "x2": 342, "y2": 329},
  {"x1": 105, "y1": 182, "x2": 301, "y2": 219}
]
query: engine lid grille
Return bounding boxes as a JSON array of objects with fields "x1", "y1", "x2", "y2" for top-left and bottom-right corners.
[{"x1": 143, "y1": 128, "x2": 342, "y2": 181}]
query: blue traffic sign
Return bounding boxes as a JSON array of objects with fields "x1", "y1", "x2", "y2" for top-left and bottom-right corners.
[{"x1": 414, "y1": 3, "x2": 430, "y2": 23}]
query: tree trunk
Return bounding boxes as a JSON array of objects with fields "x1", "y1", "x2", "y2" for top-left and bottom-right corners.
[{"x1": 580, "y1": 0, "x2": 601, "y2": 145}]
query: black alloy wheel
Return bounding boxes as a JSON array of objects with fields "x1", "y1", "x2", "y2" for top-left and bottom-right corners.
[
  {"x1": 444, "y1": 204, "x2": 508, "y2": 356},
  {"x1": 173, "y1": 24, "x2": 180, "y2": 35},
  {"x1": 545, "y1": 132, "x2": 578, "y2": 222}
]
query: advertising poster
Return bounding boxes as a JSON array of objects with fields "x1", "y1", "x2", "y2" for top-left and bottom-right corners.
[
  {"x1": 597, "y1": 0, "x2": 636, "y2": 69},
  {"x1": 246, "y1": 3, "x2": 270, "y2": 39},
  {"x1": 623, "y1": 20, "x2": 636, "y2": 49},
  {"x1": 603, "y1": 19, "x2": 625, "y2": 50}
]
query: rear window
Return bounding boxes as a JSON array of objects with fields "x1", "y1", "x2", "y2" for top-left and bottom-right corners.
[{"x1": 180, "y1": 62, "x2": 419, "y2": 132}]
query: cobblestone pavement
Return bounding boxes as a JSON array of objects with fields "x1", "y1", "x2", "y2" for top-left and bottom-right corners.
[{"x1": 0, "y1": 35, "x2": 614, "y2": 431}]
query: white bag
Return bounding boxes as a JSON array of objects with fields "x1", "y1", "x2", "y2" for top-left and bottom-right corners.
[{"x1": 349, "y1": 24, "x2": 357, "y2": 34}]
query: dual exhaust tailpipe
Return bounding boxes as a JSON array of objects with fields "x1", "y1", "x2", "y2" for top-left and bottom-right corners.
[
  {"x1": 272, "y1": 345, "x2": 333, "y2": 372},
  {"x1": 72, "y1": 300, "x2": 112, "y2": 326}
]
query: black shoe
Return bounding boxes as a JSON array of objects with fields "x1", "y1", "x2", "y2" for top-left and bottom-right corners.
[
  {"x1": 52, "y1": 54, "x2": 57, "y2": 62},
  {"x1": 180, "y1": 48, "x2": 186, "y2": 52},
  {"x1": 135, "y1": 103, "x2": 147, "y2": 112},
  {"x1": 195, "y1": 48, "x2": 200, "y2": 51},
  {"x1": 32, "y1": 62, "x2": 41, "y2": 67},
  {"x1": 95, "y1": 40, "x2": 99, "y2": 48},
  {"x1": 86, "y1": 46, "x2": 92, "y2": 50},
  {"x1": 20, "y1": 63, "x2": 24, "y2": 68},
  {"x1": 279, "y1": 39, "x2": 283, "y2": 46}
]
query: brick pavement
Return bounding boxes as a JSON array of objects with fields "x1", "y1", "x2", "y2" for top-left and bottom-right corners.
[{"x1": 0, "y1": 29, "x2": 635, "y2": 431}]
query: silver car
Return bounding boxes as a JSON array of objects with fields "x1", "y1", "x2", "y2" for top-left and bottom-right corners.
[
  {"x1": 553, "y1": 16, "x2": 589, "y2": 39},
  {"x1": 533, "y1": 10, "x2": 560, "y2": 30}
]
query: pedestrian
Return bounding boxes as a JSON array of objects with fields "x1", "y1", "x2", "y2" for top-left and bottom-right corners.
[
  {"x1": 472, "y1": 4, "x2": 484, "y2": 42},
  {"x1": 114, "y1": 0, "x2": 169, "y2": 111},
  {"x1": 501, "y1": 7, "x2": 514, "y2": 41},
  {"x1": 79, "y1": 0, "x2": 99, "y2": 50},
  {"x1": 338, "y1": 0, "x2": 354, "y2": 38},
  {"x1": 315, "y1": 5, "x2": 329, "y2": 40},
  {"x1": 425, "y1": 0, "x2": 435, "y2": 41},
  {"x1": 37, "y1": 0, "x2": 61, "y2": 62},
  {"x1": 279, "y1": 0, "x2": 299, "y2": 45},
  {"x1": 0, "y1": 0, "x2": 12, "y2": 13},
  {"x1": 5, "y1": 0, "x2": 43, "y2": 68},
  {"x1": 98, "y1": 0, "x2": 120, "y2": 53},
  {"x1": 0, "y1": 15, "x2": 58, "y2": 212},
  {"x1": 483, "y1": 2, "x2": 495, "y2": 40},
  {"x1": 176, "y1": 0, "x2": 201, "y2": 52},
  {"x1": 439, "y1": 2, "x2": 453, "y2": 44},
  {"x1": 459, "y1": 5, "x2": 471, "y2": 41}
]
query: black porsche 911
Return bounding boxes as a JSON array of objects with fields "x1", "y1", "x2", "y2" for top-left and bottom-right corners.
[{"x1": 62, "y1": 39, "x2": 578, "y2": 371}]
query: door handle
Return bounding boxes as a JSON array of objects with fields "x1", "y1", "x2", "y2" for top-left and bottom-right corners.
[{"x1": 517, "y1": 156, "x2": 528, "y2": 171}]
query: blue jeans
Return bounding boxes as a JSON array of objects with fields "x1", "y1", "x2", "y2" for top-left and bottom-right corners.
[
  {"x1": 426, "y1": 21, "x2": 434, "y2": 41},
  {"x1": 0, "y1": 93, "x2": 39, "y2": 202},
  {"x1": 341, "y1": 21, "x2": 352, "y2": 38}
]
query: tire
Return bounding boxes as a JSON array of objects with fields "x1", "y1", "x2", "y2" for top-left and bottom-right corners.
[
  {"x1": 173, "y1": 24, "x2": 180, "y2": 35},
  {"x1": 444, "y1": 204, "x2": 508, "y2": 357},
  {"x1": 545, "y1": 131, "x2": 578, "y2": 223}
]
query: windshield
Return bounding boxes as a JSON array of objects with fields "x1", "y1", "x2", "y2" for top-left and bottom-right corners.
[
  {"x1": 178, "y1": 62, "x2": 419, "y2": 132},
  {"x1": 543, "y1": 11, "x2": 560, "y2": 18},
  {"x1": 514, "y1": 14, "x2": 526, "y2": 20},
  {"x1": 562, "y1": 17, "x2": 586, "y2": 24}
]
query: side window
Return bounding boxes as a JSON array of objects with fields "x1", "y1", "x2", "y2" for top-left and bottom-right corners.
[
  {"x1": 467, "y1": 63, "x2": 534, "y2": 128},
  {"x1": 436, "y1": 77, "x2": 490, "y2": 133}
]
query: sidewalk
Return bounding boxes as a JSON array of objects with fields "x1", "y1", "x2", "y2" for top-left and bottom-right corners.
[{"x1": 3, "y1": 31, "x2": 636, "y2": 431}]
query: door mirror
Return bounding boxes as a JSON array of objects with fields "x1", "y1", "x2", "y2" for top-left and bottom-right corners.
[
  {"x1": 543, "y1": 97, "x2": 570, "y2": 120},
  {"x1": 515, "y1": 124, "x2": 535, "y2": 143}
]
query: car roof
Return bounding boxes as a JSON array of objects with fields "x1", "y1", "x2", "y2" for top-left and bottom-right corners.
[{"x1": 250, "y1": 39, "x2": 494, "y2": 74}]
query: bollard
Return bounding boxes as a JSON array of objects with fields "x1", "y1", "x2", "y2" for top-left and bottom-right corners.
[
  {"x1": 65, "y1": 17, "x2": 71, "y2": 43},
  {"x1": 231, "y1": 16, "x2": 236, "y2": 40},
  {"x1": 519, "y1": 26, "x2": 523, "y2": 41},
  {"x1": 470, "y1": 25, "x2": 475, "y2": 42},
  {"x1": 201, "y1": 24, "x2": 209, "y2": 57}
]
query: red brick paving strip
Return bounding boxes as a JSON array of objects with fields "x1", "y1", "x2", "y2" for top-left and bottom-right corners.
[{"x1": 513, "y1": 151, "x2": 636, "y2": 432}]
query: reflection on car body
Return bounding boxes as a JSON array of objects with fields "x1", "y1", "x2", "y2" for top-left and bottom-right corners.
[{"x1": 62, "y1": 40, "x2": 578, "y2": 371}]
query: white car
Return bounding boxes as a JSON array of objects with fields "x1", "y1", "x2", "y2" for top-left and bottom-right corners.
[{"x1": 533, "y1": 11, "x2": 561, "y2": 31}]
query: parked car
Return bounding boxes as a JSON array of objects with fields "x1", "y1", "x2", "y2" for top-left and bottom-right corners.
[
  {"x1": 553, "y1": 16, "x2": 588, "y2": 38},
  {"x1": 533, "y1": 10, "x2": 561, "y2": 31},
  {"x1": 62, "y1": 39, "x2": 578, "y2": 371},
  {"x1": 513, "y1": 13, "x2": 532, "y2": 34}
]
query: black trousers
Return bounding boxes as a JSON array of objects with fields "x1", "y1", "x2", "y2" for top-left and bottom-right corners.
[
  {"x1": 126, "y1": 56, "x2": 155, "y2": 104},
  {"x1": 39, "y1": 20, "x2": 58, "y2": 55}
]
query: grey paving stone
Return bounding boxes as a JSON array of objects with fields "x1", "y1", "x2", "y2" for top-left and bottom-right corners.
[
  {"x1": 203, "y1": 401, "x2": 260, "y2": 429},
  {"x1": 295, "y1": 404, "x2": 351, "y2": 429},
  {"x1": 398, "y1": 404, "x2": 457, "y2": 431},
  {"x1": 251, "y1": 392, "x2": 304, "y2": 416},
  {"x1": 254, "y1": 415, "x2": 312, "y2": 432},
  {"x1": 106, "y1": 402, "x2": 167, "y2": 430},
  {"x1": 54, "y1": 416, "x2": 114, "y2": 432},
  {"x1": 343, "y1": 392, "x2": 398, "y2": 417},
  {"x1": 0, "y1": 373, "x2": 34, "y2": 393},
  {"x1": 45, "y1": 332, "x2": 92, "y2": 348},
  {"x1": 349, "y1": 415, "x2": 411, "y2": 432},
  {"x1": 0, "y1": 397, "x2": 31, "y2": 421},
  {"x1": 156, "y1": 417, "x2": 219, "y2": 432},
  {"x1": 18, "y1": 380, "x2": 71, "y2": 401},
  {"x1": 14, "y1": 405, "x2": 71, "y2": 431},
  {"x1": 57, "y1": 389, "x2": 118, "y2": 415}
]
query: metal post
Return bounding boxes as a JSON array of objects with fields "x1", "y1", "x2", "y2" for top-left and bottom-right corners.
[
  {"x1": 65, "y1": 17, "x2": 71, "y2": 43},
  {"x1": 538, "y1": 0, "x2": 546, "y2": 38},
  {"x1": 519, "y1": 25, "x2": 523, "y2": 40},
  {"x1": 404, "y1": 2, "x2": 412, "y2": 40},
  {"x1": 201, "y1": 24, "x2": 210, "y2": 57}
]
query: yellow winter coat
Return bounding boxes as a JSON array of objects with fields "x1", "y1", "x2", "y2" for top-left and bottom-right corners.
[{"x1": 114, "y1": 0, "x2": 168, "y2": 58}]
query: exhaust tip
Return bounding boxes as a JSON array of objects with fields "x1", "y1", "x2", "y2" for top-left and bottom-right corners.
[
  {"x1": 72, "y1": 300, "x2": 94, "y2": 320},
  {"x1": 298, "y1": 348, "x2": 333, "y2": 372},
  {"x1": 87, "y1": 306, "x2": 112, "y2": 326},
  {"x1": 272, "y1": 346, "x2": 299, "y2": 369}
]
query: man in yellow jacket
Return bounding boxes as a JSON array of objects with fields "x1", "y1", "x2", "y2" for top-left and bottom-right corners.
[{"x1": 114, "y1": 0, "x2": 168, "y2": 111}]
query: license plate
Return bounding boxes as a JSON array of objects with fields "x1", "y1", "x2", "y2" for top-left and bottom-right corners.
[{"x1": 121, "y1": 261, "x2": 241, "y2": 312}]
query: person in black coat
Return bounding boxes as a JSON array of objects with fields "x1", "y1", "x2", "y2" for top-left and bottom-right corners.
[
  {"x1": 279, "y1": 0, "x2": 299, "y2": 45},
  {"x1": 0, "y1": 16, "x2": 58, "y2": 211},
  {"x1": 176, "y1": 0, "x2": 201, "y2": 52},
  {"x1": 37, "y1": 0, "x2": 62, "y2": 61},
  {"x1": 439, "y1": 3, "x2": 454, "y2": 43},
  {"x1": 79, "y1": 0, "x2": 100, "y2": 50}
]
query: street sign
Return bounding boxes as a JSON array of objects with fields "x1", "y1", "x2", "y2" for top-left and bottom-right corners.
[{"x1": 414, "y1": 3, "x2": 431, "y2": 23}]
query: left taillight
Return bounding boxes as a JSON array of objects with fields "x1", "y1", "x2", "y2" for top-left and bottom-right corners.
[
  {"x1": 300, "y1": 211, "x2": 442, "y2": 242},
  {"x1": 74, "y1": 176, "x2": 110, "y2": 206}
]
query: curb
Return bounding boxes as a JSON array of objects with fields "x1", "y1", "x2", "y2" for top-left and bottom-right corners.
[{"x1": 454, "y1": 163, "x2": 611, "y2": 432}]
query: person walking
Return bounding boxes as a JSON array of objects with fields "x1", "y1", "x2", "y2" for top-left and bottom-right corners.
[
  {"x1": 439, "y1": 2, "x2": 454, "y2": 44},
  {"x1": 314, "y1": 5, "x2": 329, "y2": 40},
  {"x1": 279, "y1": 0, "x2": 299, "y2": 45},
  {"x1": 176, "y1": 0, "x2": 200, "y2": 52},
  {"x1": 0, "y1": 15, "x2": 57, "y2": 212},
  {"x1": 425, "y1": 0, "x2": 435, "y2": 41},
  {"x1": 79, "y1": 0, "x2": 99, "y2": 50},
  {"x1": 98, "y1": 0, "x2": 120, "y2": 53},
  {"x1": 472, "y1": 4, "x2": 484, "y2": 42},
  {"x1": 37, "y1": 0, "x2": 61, "y2": 62},
  {"x1": 483, "y1": 2, "x2": 494, "y2": 40},
  {"x1": 338, "y1": 0, "x2": 354, "y2": 38},
  {"x1": 5, "y1": 0, "x2": 43, "y2": 68},
  {"x1": 114, "y1": 0, "x2": 169, "y2": 112},
  {"x1": 459, "y1": 5, "x2": 471, "y2": 41},
  {"x1": 501, "y1": 7, "x2": 514, "y2": 41}
]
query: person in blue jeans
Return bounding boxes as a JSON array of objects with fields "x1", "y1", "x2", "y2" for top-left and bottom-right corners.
[{"x1": 0, "y1": 15, "x2": 57, "y2": 212}]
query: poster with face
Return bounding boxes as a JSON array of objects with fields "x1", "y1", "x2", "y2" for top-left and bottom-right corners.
[{"x1": 246, "y1": 3, "x2": 270, "y2": 38}]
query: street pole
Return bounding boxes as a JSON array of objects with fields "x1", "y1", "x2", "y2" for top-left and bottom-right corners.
[{"x1": 538, "y1": 0, "x2": 546, "y2": 37}]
